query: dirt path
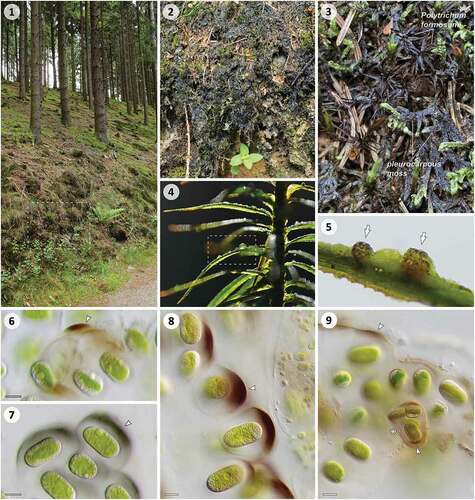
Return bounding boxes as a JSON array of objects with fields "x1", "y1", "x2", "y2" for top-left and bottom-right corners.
[{"x1": 91, "y1": 264, "x2": 157, "y2": 307}]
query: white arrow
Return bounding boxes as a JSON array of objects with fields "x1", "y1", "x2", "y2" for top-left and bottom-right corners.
[
  {"x1": 364, "y1": 225, "x2": 371, "y2": 238},
  {"x1": 420, "y1": 232, "x2": 427, "y2": 245},
  {"x1": 249, "y1": 385, "x2": 256, "y2": 391},
  {"x1": 124, "y1": 420, "x2": 132, "y2": 426},
  {"x1": 416, "y1": 448, "x2": 421, "y2": 455},
  {"x1": 85, "y1": 315, "x2": 92, "y2": 322},
  {"x1": 377, "y1": 322, "x2": 384, "y2": 330}
]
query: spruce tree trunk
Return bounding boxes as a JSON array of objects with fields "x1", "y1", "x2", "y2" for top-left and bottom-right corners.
[
  {"x1": 136, "y1": 3, "x2": 148, "y2": 125},
  {"x1": 57, "y1": 1, "x2": 70, "y2": 126},
  {"x1": 100, "y1": 3, "x2": 109, "y2": 105},
  {"x1": 80, "y1": 1, "x2": 87, "y2": 100},
  {"x1": 85, "y1": 1, "x2": 93, "y2": 109},
  {"x1": 50, "y1": 9, "x2": 57, "y2": 89},
  {"x1": 90, "y1": 1, "x2": 108, "y2": 143},
  {"x1": 126, "y1": 4, "x2": 138, "y2": 114},
  {"x1": 19, "y1": 1, "x2": 26, "y2": 99},
  {"x1": 30, "y1": 1, "x2": 42, "y2": 145},
  {"x1": 70, "y1": 33, "x2": 76, "y2": 92},
  {"x1": 23, "y1": 1, "x2": 29, "y2": 93}
]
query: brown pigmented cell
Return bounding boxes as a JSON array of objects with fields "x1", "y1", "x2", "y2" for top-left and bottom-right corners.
[
  {"x1": 388, "y1": 400, "x2": 428, "y2": 448},
  {"x1": 351, "y1": 242, "x2": 374, "y2": 263},
  {"x1": 401, "y1": 248, "x2": 434, "y2": 279}
]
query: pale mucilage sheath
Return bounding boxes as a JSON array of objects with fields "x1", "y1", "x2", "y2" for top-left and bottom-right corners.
[
  {"x1": 318, "y1": 241, "x2": 474, "y2": 306},
  {"x1": 161, "y1": 183, "x2": 316, "y2": 307}
]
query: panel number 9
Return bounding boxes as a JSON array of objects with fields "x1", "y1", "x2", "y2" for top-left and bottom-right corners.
[{"x1": 321, "y1": 312, "x2": 337, "y2": 329}]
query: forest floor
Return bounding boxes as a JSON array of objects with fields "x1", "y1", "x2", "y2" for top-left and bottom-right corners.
[
  {"x1": 160, "y1": 1, "x2": 315, "y2": 178},
  {"x1": 1, "y1": 82, "x2": 157, "y2": 306}
]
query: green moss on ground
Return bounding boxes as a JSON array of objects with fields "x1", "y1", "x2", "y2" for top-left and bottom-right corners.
[{"x1": 1, "y1": 82, "x2": 157, "y2": 306}]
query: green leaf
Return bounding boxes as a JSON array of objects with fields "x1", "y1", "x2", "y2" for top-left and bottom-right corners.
[
  {"x1": 220, "y1": 286, "x2": 273, "y2": 306},
  {"x1": 286, "y1": 221, "x2": 315, "y2": 234},
  {"x1": 208, "y1": 273, "x2": 263, "y2": 306},
  {"x1": 177, "y1": 245, "x2": 267, "y2": 303},
  {"x1": 168, "y1": 218, "x2": 258, "y2": 233},
  {"x1": 287, "y1": 184, "x2": 315, "y2": 199},
  {"x1": 287, "y1": 233, "x2": 315, "y2": 247},
  {"x1": 240, "y1": 143, "x2": 249, "y2": 157},
  {"x1": 284, "y1": 279, "x2": 315, "y2": 292},
  {"x1": 230, "y1": 154, "x2": 243, "y2": 167},
  {"x1": 248, "y1": 153, "x2": 263, "y2": 163},
  {"x1": 243, "y1": 157, "x2": 253, "y2": 169},
  {"x1": 164, "y1": 201, "x2": 272, "y2": 218},
  {"x1": 160, "y1": 271, "x2": 229, "y2": 298},
  {"x1": 231, "y1": 165, "x2": 241, "y2": 175},
  {"x1": 285, "y1": 261, "x2": 316, "y2": 275},
  {"x1": 289, "y1": 197, "x2": 316, "y2": 209},
  {"x1": 287, "y1": 249, "x2": 315, "y2": 263}
]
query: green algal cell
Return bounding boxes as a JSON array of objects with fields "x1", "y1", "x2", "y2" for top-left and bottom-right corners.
[
  {"x1": 343, "y1": 437, "x2": 372, "y2": 460},
  {"x1": 403, "y1": 419, "x2": 422, "y2": 443},
  {"x1": 223, "y1": 422, "x2": 263, "y2": 447},
  {"x1": 31, "y1": 361, "x2": 56, "y2": 391},
  {"x1": 323, "y1": 460, "x2": 345, "y2": 482},
  {"x1": 347, "y1": 345, "x2": 381, "y2": 364},
  {"x1": 207, "y1": 464, "x2": 244, "y2": 492},
  {"x1": 439, "y1": 379, "x2": 468, "y2": 405},
  {"x1": 125, "y1": 328, "x2": 150, "y2": 353},
  {"x1": 69, "y1": 453, "x2": 97, "y2": 479},
  {"x1": 23, "y1": 310, "x2": 51, "y2": 321},
  {"x1": 350, "y1": 406, "x2": 368, "y2": 424},
  {"x1": 413, "y1": 369, "x2": 431, "y2": 395},
  {"x1": 1, "y1": 362, "x2": 6, "y2": 378},
  {"x1": 431, "y1": 401, "x2": 448, "y2": 418},
  {"x1": 73, "y1": 369, "x2": 103, "y2": 395},
  {"x1": 180, "y1": 312, "x2": 203, "y2": 344},
  {"x1": 362, "y1": 379, "x2": 383, "y2": 400},
  {"x1": 160, "y1": 377, "x2": 170, "y2": 395},
  {"x1": 41, "y1": 472, "x2": 75, "y2": 499},
  {"x1": 333, "y1": 370, "x2": 352, "y2": 387},
  {"x1": 389, "y1": 368, "x2": 407, "y2": 390},
  {"x1": 99, "y1": 352, "x2": 130, "y2": 383},
  {"x1": 203, "y1": 375, "x2": 230, "y2": 399},
  {"x1": 24, "y1": 437, "x2": 62, "y2": 467},
  {"x1": 179, "y1": 350, "x2": 200, "y2": 376},
  {"x1": 105, "y1": 484, "x2": 131, "y2": 499},
  {"x1": 83, "y1": 426, "x2": 120, "y2": 458}
]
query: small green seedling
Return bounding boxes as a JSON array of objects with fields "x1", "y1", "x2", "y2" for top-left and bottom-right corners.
[{"x1": 230, "y1": 144, "x2": 263, "y2": 175}]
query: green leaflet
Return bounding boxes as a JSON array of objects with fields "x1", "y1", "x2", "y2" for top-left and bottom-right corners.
[
  {"x1": 287, "y1": 249, "x2": 316, "y2": 263},
  {"x1": 286, "y1": 221, "x2": 316, "y2": 234},
  {"x1": 164, "y1": 201, "x2": 272, "y2": 218},
  {"x1": 161, "y1": 271, "x2": 229, "y2": 297},
  {"x1": 218, "y1": 285, "x2": 274, "y2": 306},
  {"x1": 285, "y1": 279, "x2": 315, "y2": 292},
  {"x1": 177, "y1": 245, "x2": 267, "y2": 303},
  {"x1": 208, "y1": 273, "x2": 264, "y2": 306},
  {"x1": 168, "y1": 218, "x2": 262, "y2": 232},
  {"x1": 285, "y1": 261, "x2": 316, "y2": 275},
  {"x1": 284, "y1": 292, "x2": 315, "y2": 306},
  {"x1": 289, "y1": 197, "x2": 316, "y2": 209},
  {"x1": 319, "y1": 241, "x2": 474, "y2": 307},
  {"x1": 287, "y1": 184, "x2": 316, "y2": 199},
  {"x1": 287, "y1": 234, "x2": 316, "y2": 247}
]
